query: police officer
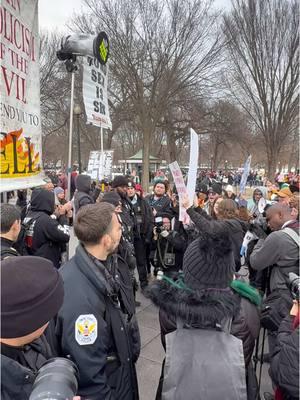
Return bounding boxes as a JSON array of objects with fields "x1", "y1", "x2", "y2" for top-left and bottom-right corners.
[
  {"x1": 127, "y1": 181, "x2": 153, "y2": 291},
  {"x1": 49, "y1": 202, "x2": 140, "y2": 399}
]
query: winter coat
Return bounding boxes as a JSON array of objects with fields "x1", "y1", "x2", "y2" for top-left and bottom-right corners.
[
  {"x1": 24, "y1": 189, "x2": 70, "y2": 268},
  {"x1": 130, "y1": 194, "x2": 153, "y2": 242},
  {"x1": 151, "y1": 279, "x2": 260, "y2": 366},
  {"x1": 250, "y1": 221, "x2": 299, "y2": 291},
  {"x1": 150, "y1": 278, "x2": 260, "y2": 400},
  {"x1": 74, "y1": 175, "x2": 100, "y2": 211},
  {"x1": 1, "y1": 335, "x2": 52, "y2": 400},
  {"x1": 186, "y1": 207, "x2": 249, "y2": 271},
  {"x1": 47, "y1": 244, "x2": 140, "y2": 400},
  {"x1": 270, "y1": 315, "x2": 299, "y2": 400}
]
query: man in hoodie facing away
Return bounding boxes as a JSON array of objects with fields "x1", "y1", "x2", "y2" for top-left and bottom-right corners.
[
  {"x1": 74, "y1": 174, "x2": 101, "y2": 212},
  {"x1": 24, "y1": 189, "x2": 70, "y2": 268}
]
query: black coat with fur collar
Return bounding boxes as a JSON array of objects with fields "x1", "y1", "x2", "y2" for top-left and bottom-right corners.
[{"x1": 150, "y1": 279, "x2": 260, "y2": 367}]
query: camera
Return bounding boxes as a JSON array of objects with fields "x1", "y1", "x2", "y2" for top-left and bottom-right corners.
[
  {"x1": 288, "y1": 272, "x2": 300, "y2": 301},
  {"x1": 154, "y1": 216, "x2": 163, "y2": 234},
  {"x1": 29, "y1": 358, "x2": 79, "y2": 400}
]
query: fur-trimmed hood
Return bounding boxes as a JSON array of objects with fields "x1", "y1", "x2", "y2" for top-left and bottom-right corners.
[{"x1": 149, "y1": 279, "x2": 240, "y2": 329}]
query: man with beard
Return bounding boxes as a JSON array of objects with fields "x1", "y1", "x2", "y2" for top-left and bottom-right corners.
[{"x1": 48, "y1": 202, "x2": 140, "y2": 400}]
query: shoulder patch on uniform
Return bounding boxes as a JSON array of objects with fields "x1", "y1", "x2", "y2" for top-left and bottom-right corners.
[{"x1": 75, "y1": 314, "x2": 98, "y2": 345}]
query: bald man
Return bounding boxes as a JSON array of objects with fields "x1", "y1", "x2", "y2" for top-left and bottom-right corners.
[
  {"x1": 250, "y1": 204, "x2": 299, "y2": 354},
  {"x1": 250, "y1": 204, "x2": 299, "y2": 292}
]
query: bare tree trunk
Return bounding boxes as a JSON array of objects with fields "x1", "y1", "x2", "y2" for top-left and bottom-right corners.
[
  {"x1": 267, "y1": 148, "x2": 280, "y2": 180},
  {"x1": 142, "y1": 127, "x2": 151, "y2": 192},
  {"x1": 166, "y1": 131, "x2": 177, "y2": 163}
]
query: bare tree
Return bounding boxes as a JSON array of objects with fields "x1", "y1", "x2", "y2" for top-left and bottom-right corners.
[
  {"x1": 223, "y1": 0, "x2": 299, "y2": 178},
  {"x1": 72, "y1": 0, "x2": 222, "y2": 190}
]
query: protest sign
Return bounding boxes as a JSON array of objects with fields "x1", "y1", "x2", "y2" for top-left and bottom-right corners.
[
  {"x1": 0, "y1": 0, "x2": 45, "y2": 192},
  {"x1": 83, "y1": 56, "x2": 112, "y2": 129},
  {"x1": 187, "y1": 128, "x2": 199, "y2": 204},
  {"x1": 169, "y1": 161, "x2": 190, "y2": 224},
  {"x1": 87, "y1": 150, "x2": 113, "y2": 180},
  {"x1": 240, "y1": 155, "x2": 252, "y2": 194}
]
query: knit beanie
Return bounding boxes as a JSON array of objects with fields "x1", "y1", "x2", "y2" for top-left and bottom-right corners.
[
  {"x1": 101, "y1": 191, "x2": 121, "y2": 207},
  {"x1": 54, "y1": 187, "x2": 64, "y2": 196},
  {"x1": 210, "y1": 182, "x2": 222, "y2": 195},
  {"x1": 183, "y1": 228, "x2": 235, "y2": 290},
  {"x1": 1, "y1": 256, "x2": 64, "y2": 338}
]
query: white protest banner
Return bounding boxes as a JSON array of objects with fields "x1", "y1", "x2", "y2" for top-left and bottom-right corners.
[
  {"x1": 169, "y1": 161, "x2": 190, "y2": 224},
  {"x1": 83, "y1": 57, "x2": 112, "y2": 129},
  {"x1": 0, "y1": 0, "x2": 45, "y2": 192},
  {"x1": 87, "y1": 150, "x2": 114, "y2": 180},
  {"x1": 187, "y1": 128, "x2": 199, "y2": 205},
  {"x1": 240, "y1": 155, "x2": 252, "y2": 194}
]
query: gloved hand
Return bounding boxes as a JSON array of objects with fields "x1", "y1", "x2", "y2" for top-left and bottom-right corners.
[{"x1": 160, "y1": 230, "x2": 170, "y2": 238}]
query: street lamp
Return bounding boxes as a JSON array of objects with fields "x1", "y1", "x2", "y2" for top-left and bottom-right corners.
[{"x1": 74, "y1": 104, "x2": 82, "y2": 173}]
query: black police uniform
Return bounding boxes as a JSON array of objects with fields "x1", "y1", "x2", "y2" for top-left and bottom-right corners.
[
  {"x1": 129, "y1": 194, "x2": 153, "y2": 288},
  {"x1": 48, "y1": 244, "x2": 140, "y2": 400}
]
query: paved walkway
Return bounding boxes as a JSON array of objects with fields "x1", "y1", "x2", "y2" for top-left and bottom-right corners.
[{"x1": 135, "y1": 290, "x2": 163, "y2": 400}]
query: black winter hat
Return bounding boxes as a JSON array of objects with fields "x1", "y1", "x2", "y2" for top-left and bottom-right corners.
[
  {"x1": 183, "y1": 228, "x2": 235, "y2": 290},
  {"x1": 1, "y1": 256, "x2": 64, "y2": 338},
  {"x1": 112, "y1": 175, "x2": 129, "y2": 188},
  {"x1": 101, "y1": 192, "x2": 122, "y2": 207},
  {"x1": 76, "y1": 174, "x2": 91, "y2": 193},
  {"x1": 209, "y1": 182, "x2": 222, "y2": 195}
]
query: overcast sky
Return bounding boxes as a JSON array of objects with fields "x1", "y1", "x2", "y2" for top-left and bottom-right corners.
[{"x1": 39, "y1": 0, "x2": 232, "y2": 32}]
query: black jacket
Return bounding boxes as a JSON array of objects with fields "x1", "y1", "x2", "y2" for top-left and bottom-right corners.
[
  {"x1": 25, "y1": 189, "x2": 70, "y2": 268},
  {"x1": 0, "y1": 237, "x2": 19, "y2": 259},
  {"x1": 1, "y1": 335, "x2": 52, "y2": 400},
  {"x1": 74, "y1": 175, "x2": 100, "y2": 211},
  {"x1": 187, "y1": 207, "x2": 249, "y2": 271},
  {"x1": 150, "y1": 279, "x2": 260, "y2": 400},
  {"x1": 130, "y1": 195, "x2": 153, "y2": 242},
  {"x1": 270, "y1": 315, "x2": 299, "y2": 400},
  {"x1": 150, "y1": 279, "x2": 260, "y2": 366},
  {"x1": 48, "y1": 244, "x2": 140, "y2": 400}
]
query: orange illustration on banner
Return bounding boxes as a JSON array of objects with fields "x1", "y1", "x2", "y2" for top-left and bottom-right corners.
[{"x1": 0, "y1": 129, "x2": 40, "y2": 178}]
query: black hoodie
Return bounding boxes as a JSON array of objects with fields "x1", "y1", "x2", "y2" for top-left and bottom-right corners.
[
  {"x1": 25, "y1": 189, "x2": 70, "y2": 268},
  {"x1": 74, "y1": 175, "x2": 100, "y2": 212}
]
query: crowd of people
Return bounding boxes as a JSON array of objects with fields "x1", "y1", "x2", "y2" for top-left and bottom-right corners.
[{"x1": 0, "y1": 167, "x2": 299, "y2": 400}]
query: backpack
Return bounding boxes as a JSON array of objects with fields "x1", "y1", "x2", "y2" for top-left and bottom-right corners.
[
  {"x1": 162, "y1": 320, "x2": 247, "y2": 400},
  {"x1": 14, "y1": 215, "x2": 41, "y2": 256}
]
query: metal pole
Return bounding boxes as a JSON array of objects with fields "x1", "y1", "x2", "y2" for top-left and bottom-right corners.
[
  {"x1": 100, "y1": 125, "x2": 104, "y2": 180},
  {"x1": 67, "y1": 72, "x2": 75, "y2": 201},
  {"x1": 77, "y1": 114, "x2": 82, "y2": 173}
]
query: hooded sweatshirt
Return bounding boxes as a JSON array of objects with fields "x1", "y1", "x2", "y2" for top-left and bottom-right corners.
[
  {"x1": 74, "y1": 175, "x2": 100, "y2": 212},
  {"x1": 25, "y1": 189, "x2": 70, "y2": 268},
  {"x1": 247, "y1": 186, "x2": 269, "y2": 219}
]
